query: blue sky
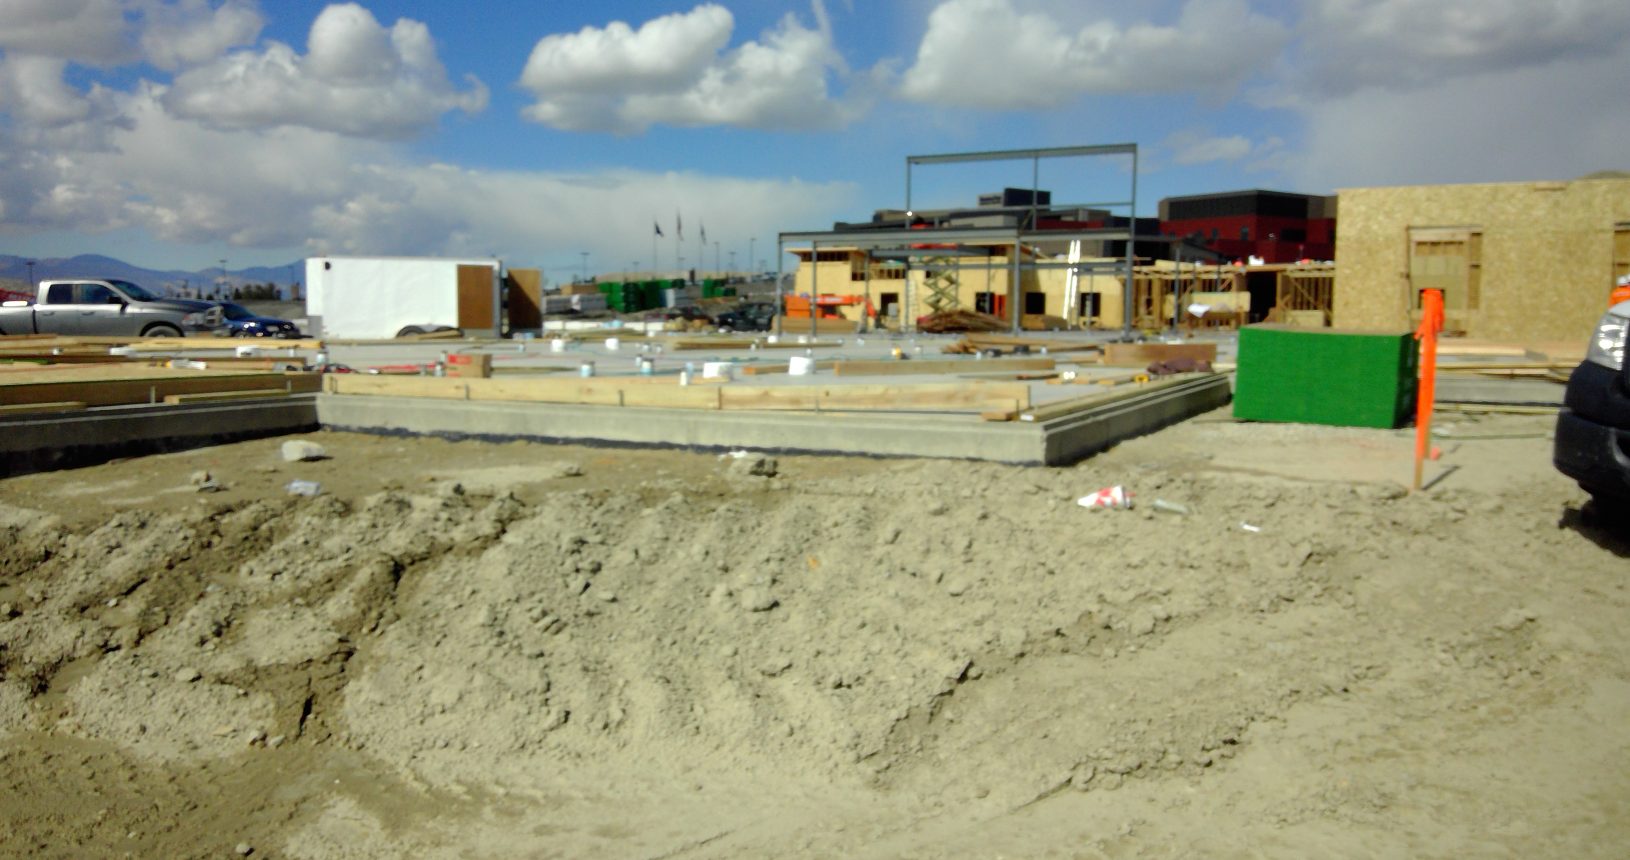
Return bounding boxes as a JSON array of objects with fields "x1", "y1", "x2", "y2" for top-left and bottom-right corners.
[{"x1": 2, "y1": 0, "x2": 1626, "y2": 280}]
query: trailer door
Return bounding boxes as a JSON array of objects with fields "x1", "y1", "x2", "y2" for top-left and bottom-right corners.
[{"x1": 457, "y1": 264, "x2": 495, "y2": 332}]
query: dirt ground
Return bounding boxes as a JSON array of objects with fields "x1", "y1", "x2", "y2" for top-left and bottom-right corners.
[{"x1": 1, "y1": 409, "x2": 1627, "y2": 859}]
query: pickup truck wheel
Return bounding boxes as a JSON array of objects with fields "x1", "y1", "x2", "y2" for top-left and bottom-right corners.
[
  {"x1": 143, "y1": 323, "x2": 183, "y2": 338},
  {"x1": 396, "y1": 325, "x2": 426, "y2": 337}
]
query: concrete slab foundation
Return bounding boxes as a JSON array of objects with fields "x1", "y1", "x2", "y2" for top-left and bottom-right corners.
[
  {"x1": 0, "y1": 397, "x2": 319, "y2": 477},
  {"x1": 315, "y1": 375, "x2": 1232, "y2": 466}
]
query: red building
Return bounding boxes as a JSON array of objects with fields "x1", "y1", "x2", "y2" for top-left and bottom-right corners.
[{"x1": 1159, "y1": 190, "x2": 1336, "y2": 264}]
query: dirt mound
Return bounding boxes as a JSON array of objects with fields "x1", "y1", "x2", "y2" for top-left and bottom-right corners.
[{"x1": 2, "y1": 420, "x2": 1628, "y2": 857}]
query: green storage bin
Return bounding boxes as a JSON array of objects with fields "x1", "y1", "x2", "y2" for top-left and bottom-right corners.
[{"x1": 1234, "y1": 325, "x2": 1418, "y2": 428}]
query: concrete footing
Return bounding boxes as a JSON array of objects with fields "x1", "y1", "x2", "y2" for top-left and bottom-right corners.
[
  {"x1": 0, "y1": 397, "x2": 319, "y2": 477},
  {"x1": 316, "y1": 375, "x2": 1231, "y2": 466}
]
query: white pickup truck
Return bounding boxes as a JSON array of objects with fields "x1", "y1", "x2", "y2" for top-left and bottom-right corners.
[{"x1": 0, "y1": 278, "x2": 223, "y2": 337}]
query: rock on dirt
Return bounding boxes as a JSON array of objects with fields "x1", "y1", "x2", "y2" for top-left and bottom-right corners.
[{"x1": 281, "y1": 440, "x2": 328, "y2": 462}]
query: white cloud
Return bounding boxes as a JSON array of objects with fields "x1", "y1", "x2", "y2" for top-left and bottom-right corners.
[
  {"x1": 161, "y1": 2, "x2": 487, "y2": 139},
  {"x1": 1165, "y1": 132, "x2": 1253, "y2": 166},
  {"x1": 139, "y1": 0, "x2": 264, "y2": 71},
  {"x1": 0, "y1": 83, "x2": 856, "y2": 267},
  {"x1": 520, "y1": 4, "x2": 732, "y2": 97},
  {"x1": 518, "y1": 3, "x2": 867, "y2": 132},
  {"x1": 1287, "y1": 47, "x2": 1630, "y2": 190},
  {"x1": 1296, "y1": 0, "x2": 1630, "y2": 96},
  {"x1": 0, "y1": 0, "x2": 133, "y2": 64},
  {"x1": 899, "y1": 0, "x2": 1290, "y2": 108},
  {"x1": 0, "y1": 56, "x2": 97, "y2": 126}
]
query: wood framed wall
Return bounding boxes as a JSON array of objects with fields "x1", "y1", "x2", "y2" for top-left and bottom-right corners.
[{"x1": 1333, "y1": 178, "x2": 1630, "y2": 342}]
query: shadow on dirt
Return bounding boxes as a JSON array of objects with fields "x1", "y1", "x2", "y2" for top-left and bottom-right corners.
[{"x1": 1558, "y1": 500, "x2": 1630, "y2": 558}]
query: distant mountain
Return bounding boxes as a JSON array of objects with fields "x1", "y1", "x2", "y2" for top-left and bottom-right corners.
[{"x1": 0, "y1": 253, "x2": 303, "y2": 299}]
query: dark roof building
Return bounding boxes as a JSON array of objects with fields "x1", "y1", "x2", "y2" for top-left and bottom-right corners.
[{"x1": 1159, "y1": 189, "x2": 1336, "y2": 264}]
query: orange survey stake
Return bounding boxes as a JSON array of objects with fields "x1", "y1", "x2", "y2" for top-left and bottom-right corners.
[{"x1": 1413, "y1": 289, "x2": 1445, "y2": 491}]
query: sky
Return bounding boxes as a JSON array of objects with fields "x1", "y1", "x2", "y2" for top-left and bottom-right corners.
[{"x1": 1, "y1": 0, "x2": 1626, "y2": 280}]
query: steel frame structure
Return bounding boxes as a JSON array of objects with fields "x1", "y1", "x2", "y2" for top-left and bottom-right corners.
[{"x1": 776, "y1": 144, "x2": 1139, "y2": 338}]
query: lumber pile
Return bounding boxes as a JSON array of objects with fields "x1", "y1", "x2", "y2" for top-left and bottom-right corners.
[
  {"x1": 917, "y1": 310, "x2": 1007, "y2": 333},
  {"x1": 0, "y1": 363, "x2": 321, "y2": 409},
  {"x1": 772, "y1": 316, "x2": 857, "y2": 336},
  {"x1": 1101, "y1": 342, "x2": 1218, "y2": 367},
  {"x1": 942, "y1": 334, "x2": 1103, "y2": 355},
  {"x1": 1020, "y1": 314, "x2": 1070, "y2": 331}
]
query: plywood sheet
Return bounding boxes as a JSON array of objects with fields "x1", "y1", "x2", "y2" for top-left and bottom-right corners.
[
  {"x1": 1101, "y1": 343, "x2": 1218, "y2": 366},
  {"x1": 457, "y1": 264, "x2": 496, "y2": 330},
  {"x1": 507, "y1": 269, "x2": 543, "y2": 330}
]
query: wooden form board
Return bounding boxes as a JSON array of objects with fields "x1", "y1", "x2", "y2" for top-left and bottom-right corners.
[
  {"x1": 327, "y1": 374, "x2": 1031, "y2": 413},
  {"x1": 162, "y1": 389, "x2": 291, "y2": 404},
  {"x1": 0, "y1": 401, "x2": 86, "y2": 415},
  {"x1": 1005, "y1": 373, "x2": 1212, "y2": 423},
  {"x1": 0, "y1": 335, "x2": 326, "y2": 352},
  {"x1": 668, "y1": 338, "x2": 843, "y2": 351},
  {"x1": 739, "y1": 361, "x2": 838, "y2": 376},
  {"x1": 958, "y1": 334, "x2": 1102, "y2": 353},
  {"x1": 1099, "y1": 343, "x2": 1218, "y2": 366},
  {"x1": 832, "y1": 356, "x2": 1055, "y2": 376},
  {"x1": 1, "y1": 370, "x2": 321, "y2": 407}
]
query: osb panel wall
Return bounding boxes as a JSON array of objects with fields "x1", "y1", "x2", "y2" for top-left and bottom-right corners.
[
  {"x1": 792, "y1": 255, "x2": 856, "y2": 297},
  {"x1": 1334, "y1": 178, "x2": 1630, "y2": 342}
]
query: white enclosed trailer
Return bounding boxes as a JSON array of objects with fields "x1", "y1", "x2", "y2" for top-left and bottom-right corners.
[{"x1": 304, "y1": 256, "x2": 502, "y2": 339}]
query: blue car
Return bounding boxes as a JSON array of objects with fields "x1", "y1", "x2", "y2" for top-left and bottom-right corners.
[{"x1": 220, "y1": 302, "x2": 302, "y2": 338}]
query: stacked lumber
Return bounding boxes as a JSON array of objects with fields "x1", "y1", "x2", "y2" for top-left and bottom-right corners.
[
  {"x1": 1020, "y1": 314, "x2": 1071, "y2": 331},
  {"x1": 916, "y1": 310, "x2": 1007, "y2": 333},
  {"x1": 772, "y1": 316, "x2": 857, "y2": 336},
  {"x1": 0, "y1": 363, "x2": 321, "y2": 408},
  {"x1": 942, "y1": 334, "x2": 1103, "y2": 355},
  {"x1": 1101, "y1": 342, "x2": 1218, "y2": 367}
]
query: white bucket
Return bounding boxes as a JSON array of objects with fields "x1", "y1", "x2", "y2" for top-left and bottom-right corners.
[
  {"x1": 766, "y1": 335, "x2": 779, "y2": 344},
  {"x1": 701, "y1": 361, "x2": 734, "y2": 380},
  {"x1": 788, "y1": 355, "x2": 815, "y2": 376},
  {"x1": 234, "y1": 345, "x2": 258, "y2": 357},
  {"x1": 605, "y1": 337, "x2": 621, "y2": 351},
  {"x1": 549, "y1": 338, "x2": 566, "y2": 353}
]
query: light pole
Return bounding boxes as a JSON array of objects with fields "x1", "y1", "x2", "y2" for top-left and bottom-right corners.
[
  {"x1": 677, "y1": 256, "x2": 686, "y2": 282},
  {"x1": 25, "y1": 260, "x2": 35, "y2": 289},
  {"x1": 728, "y1": 250, "x2": 736, "y2": 275},
  {"x1": 579, "y1": 251, "x2": 588, "y2": 283},
  {"x1": 748, "y1": 238, "x2": 755, "y2": 275},
  {"x1": 218, "y1": 258, "x2": 227, "y2": 299}
]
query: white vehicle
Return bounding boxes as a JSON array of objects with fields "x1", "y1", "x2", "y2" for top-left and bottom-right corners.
[
  {"x1": 0, "y1": 278, "x2": 221, "y2": 337},
  {"x1": 304, "y1": 256, "x2": 502, "y2": 339}
]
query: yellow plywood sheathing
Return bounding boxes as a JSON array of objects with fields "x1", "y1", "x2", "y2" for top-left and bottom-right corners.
[{"x1": 1335, "y1": 177, "x2": 1630, "y2": 342}]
